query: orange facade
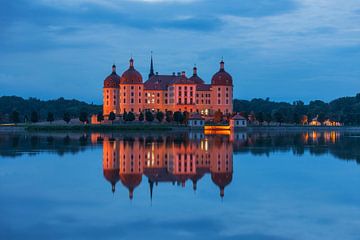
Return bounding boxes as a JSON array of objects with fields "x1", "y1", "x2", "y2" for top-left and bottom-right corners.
[
  {"x1": 101, "y1": 133, "x2": 233, "y2": 199},
  {"x1": 103, "y1": 58, "x2": 233, "y2": 116}
]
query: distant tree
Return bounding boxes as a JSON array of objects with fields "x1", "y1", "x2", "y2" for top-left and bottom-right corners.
[
  {"x1": 214, "y1": 110, "x2": 223, "y2": 123},
  {"x1": 165, "y1": 111, "x2": 173, "y2": 123},
  {"x1": 63, "y1": 112, "x2": 71, "y2": 124},
  {"x1": 122, "y1": 111, "x2": 128, "y2": 122},
  {"x1": 46, "y1": 112, "x2": 54, "y2": 124},
  {"x1": 173, "y1": 111, "x2": 183, "y2": 124},
  {"x1": 255, "y1": 112, "x2": 264, "y2": 123},
  {"x1": 156, "y1": 111, "x2": 164, "y2": 123},
  {"x1": 79, "y1": 112, "x2": 88, "y2": 124},
  {"x1": 127, "y1": 112, "x2": 135, "y2": 122},
  {"x1": 108, "y1": 111, "x2": 116, "y2": 124},
  {"x1": 138, "y1": 112, "x2": 144, "y2": 122},
  {"x1": 97, "y1": 112, "x2": 104, "y2": 123},
  {"x1": 10, "y1": 111, "x2": 20, "y2": 124},
  {"x1": 145, "y1": 111, "x2": 154, "y2": 122},
  {"x1": 273, "y1": 110, "x2": 284, "y2": 125},
  {"x1": 182, "y1": 111, "x2": 189, "y2": 125},
  {"x1": 30, "y1": 111, "x2": 39, "y2": 123}
]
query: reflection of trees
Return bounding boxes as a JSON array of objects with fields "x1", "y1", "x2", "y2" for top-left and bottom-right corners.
[
  {"x1": 0, "y1": 131, "x2": 359, "y2": 164},
  {"x1": 233, "y1": 132, "x2": 360, "y2": 164}
]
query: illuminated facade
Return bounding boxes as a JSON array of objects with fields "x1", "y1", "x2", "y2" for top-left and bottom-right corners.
[
  {"x1": 101, "y1": 134, "x2": 234, "y2": 199},
  {"x1": 103, "y1": 57, "x2": 233, "y2": 116}
]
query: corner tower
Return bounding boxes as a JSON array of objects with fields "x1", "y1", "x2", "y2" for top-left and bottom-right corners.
[
  {"x1": 103, "y1": 64, "x2": 120, "y2": 116},
  {"x1": 211, "y1": 60, "x2": 233, "y2": 115}
]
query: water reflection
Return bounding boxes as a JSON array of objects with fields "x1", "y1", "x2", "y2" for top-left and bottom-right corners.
[
  {"x1": 101, "y1": 133, "x2": 234, "y2": 199},
  {"x1": 0, "y1": 130, "x2": 359, "y2": 200}
]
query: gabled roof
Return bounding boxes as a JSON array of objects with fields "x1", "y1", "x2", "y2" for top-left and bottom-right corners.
[
  {"x1": 144, "y1": 74, "x2": 195, "y2": 90},
  {"x1": 196, "y1": 84, "x2": 212, "y2": 91}
]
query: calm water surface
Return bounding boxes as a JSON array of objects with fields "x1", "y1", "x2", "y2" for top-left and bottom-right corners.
[{"x1": 0, "y1": 131, "x2": 359, "y2": 240}]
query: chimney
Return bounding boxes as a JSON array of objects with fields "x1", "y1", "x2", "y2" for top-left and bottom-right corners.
[
  {"x1": 181, "y1": 71, "x2": 186, "y2": 77},
  {"x1": 177, "y1": 72, "x2": 181, "y2": 76},
  {"x1": 193, "y1": 66, "x2": 197, "y2": 75},
  {"x1": 172, "y1": 72, "x2": 175, "y2": 76},
  {"x1": 156, "y1": 72, "x2": 158, "y2": 75}
]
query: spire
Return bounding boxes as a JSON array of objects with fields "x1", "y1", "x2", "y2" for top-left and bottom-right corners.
[
  {"x1": 149, "y1": 180, "x2": 154, "y2": 202},
  {"x1": 112, "y1": 64, "x2": 116, "y2": 73},
  {"x1": 129, "y1": 58, "x2": 134, "y2": 68},
  {"x1": 112, "y1": 183, "x2": 116, "y2": 194},
  {"x1": 149, "y1": 51, "x2": 154, "y2": 78}
]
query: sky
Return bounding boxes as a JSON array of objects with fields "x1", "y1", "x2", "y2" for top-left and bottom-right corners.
[{"x1": 0, "y1": 0, "x2": 359, "y2": 104}]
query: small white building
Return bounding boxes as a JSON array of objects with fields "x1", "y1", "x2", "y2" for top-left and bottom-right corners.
[
  {"x1": 188, "y1": 113, "x2": 205, "y2": 127},
  {"x1": 230, "y1": 113, "x2": 247, "y2": 128}
]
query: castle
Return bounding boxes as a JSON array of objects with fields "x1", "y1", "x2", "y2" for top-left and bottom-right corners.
[{"x1": 103, "y1": 56, "x2": 233, "y2": 116}]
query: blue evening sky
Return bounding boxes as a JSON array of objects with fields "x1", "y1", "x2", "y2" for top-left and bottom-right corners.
[{"x1": 0, "y1": 0, "x2": 359, "y2": 104}]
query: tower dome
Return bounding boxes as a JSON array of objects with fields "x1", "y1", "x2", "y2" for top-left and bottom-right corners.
[
  {"x1": 189, "y1": 66, "x2": 205, "y2": 84},
  {"x1": 104, "y1": 64, "x2": 120, "y2": 88},
  {"x1": 211, "y1": 60, "x2": 233, "y2": 86},
  {"x1": 103, "y1": 169, "x2": 120, "y2": 193},
  {"x1": 211, "y1": 172, "x2": 232, "y2": 198},
  {"x1": 120, "y1": 173, "x2": 142, "y2": 199},
  {"x1": 121, "y1": 58, "x2": 143, "y2": 84}
]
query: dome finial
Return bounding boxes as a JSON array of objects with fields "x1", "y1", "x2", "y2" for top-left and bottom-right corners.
[
  {"x1": 112, "y1": 63, "x2": 116, "y2": 73},
  {"x1": 193, "y1": 64, "x2": 197, "y2": 75},
  {"x1": 129, "y1": 57, "x2": 134, "y2": 68},
  {"x1": 220, "y1": 57, "x2": 224, "y2": 70}
]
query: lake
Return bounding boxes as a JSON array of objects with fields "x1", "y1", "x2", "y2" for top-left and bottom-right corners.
[{"x1": 0, "y1": 130, "x2": 359, "y2": 240}]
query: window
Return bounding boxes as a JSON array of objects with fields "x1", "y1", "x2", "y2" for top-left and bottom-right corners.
[
  {"x1": 139, "y1": 99, "x2": 141, "y2": 103},
  {"x1": 218, "y1": 100, "x2": 220, "y2": 104},
  {"x1": 124, "y1": 99, "x2": 126, "y2": 103},
  {"x1": 157, "y1": 93, "x2": 160, "y2": 97},
  {"x1": 131, "y1": 92, "x2": 134, "y2": 96},
  {"x1": 218, "y1": 93, "x2": 221, "y2": 97},
  {"x1": 131, "y1": 86, "x2": 134, "y2": 90},
  {"x1": 131, "y1": 98, "x2": 134, "y2": 103}
]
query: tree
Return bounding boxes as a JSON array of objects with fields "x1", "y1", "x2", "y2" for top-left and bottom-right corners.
[
  {"x1": 214, "y1": 110, "x2": 223, "y2": 123},
  {"x1": 165, "y1": 111, "x2": 173, "y2": 123},
  {"x1": 79, "y1": 112, "x2": 88, "y2": 124},
  {"x1": 138, "y1": 112, "x2": 144, "y2": 122},
  {"x1": 127, "y1": 112, "x2": 135, "y2": 122},
  {"x1": 47, "y1": 112, "x2": 54, "y2": 124},
  {"x1": 156, "y1": 111, "x2": 164, "y2": 123},
  {"x1": 10, "y1": 111, "x2": 20, "y2": 124},
  {"x1": 273, "y1": 110, "x2": 284, "y2": 125},
  {"x1": 108, "y1": 111, "x2": 116, "y2": 124},
  {"x1": 255, "y1": 112, "x2": 264, "y2": 123},
  {"x1": 122, "y1": 111, "x2": 128, "y2": 122},
  {"x1": 97, "y1": 112, "x2": 104, "y2": 123},
  {"x1": 173, "y1": 111, "x2": 183, "y2": 124},
  {"x1": 145, "y1": 111, "x2": 154, "y2": 122},
  {"x1": 31, "y1": 111, "x2": 39, "y2": 123},
  {"x1": 182, "y1": 111, "x2": 189, "y2": 125},
  {"x1": 63, "y1": 112, "x2": 71, "y2": 124}
]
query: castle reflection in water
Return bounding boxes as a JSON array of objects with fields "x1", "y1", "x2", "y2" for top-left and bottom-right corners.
[{"x1": 99, "y1": 132, "x2": 245, "y2": 200}]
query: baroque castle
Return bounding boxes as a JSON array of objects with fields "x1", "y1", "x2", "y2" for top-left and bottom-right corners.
[{"x1": 103, "y1": 56, "x2": 233, "y2": 116}]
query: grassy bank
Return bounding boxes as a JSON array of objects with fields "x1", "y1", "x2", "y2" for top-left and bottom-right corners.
[{"x1": 24, "y1": 123, "x2": 186, "y2": 132}]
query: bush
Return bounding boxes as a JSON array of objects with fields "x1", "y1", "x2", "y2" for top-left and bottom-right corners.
[
  {"x1": 156, "y1": 111, "x2": 164, "y2": 122},
  {"x1": 127, "y1": 112, "x2": 135, "y2": 122},
  {"x1": 138, "y1": 112, "x2": 144, "y2": 121},
  {"x1": 47, "y1": 112, "x2": 54, "y2": 123},
  {"x1": 79, "y1": 112, "x2": 88, "y2": 124},
  {"x1": 63, "y1": 112, "x2": 71, "y2": 124},
  {"x1": 145, "y1": 111, "x2": 154, "y2": 122}
]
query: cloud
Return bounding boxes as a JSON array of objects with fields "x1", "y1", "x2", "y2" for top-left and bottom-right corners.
[{"x1": 0, "y1": 0, "x2": 359, "y2": 102}]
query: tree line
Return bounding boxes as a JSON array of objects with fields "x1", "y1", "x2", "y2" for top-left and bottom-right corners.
[
  {"x1": 233, "y1": 93, "x2": 360, "y2": 125},
  {"x1": 1, "y1": 93, "x2": 360, "y2": 125}
]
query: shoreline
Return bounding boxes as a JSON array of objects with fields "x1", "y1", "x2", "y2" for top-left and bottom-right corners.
[{"x1": 2, "y1": 124, "x2": 360, "y2": 133}]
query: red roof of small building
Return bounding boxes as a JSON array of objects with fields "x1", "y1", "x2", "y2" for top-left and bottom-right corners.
[{"x1": 232, "y1": 113, "x2": 246, "y2": 120}]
